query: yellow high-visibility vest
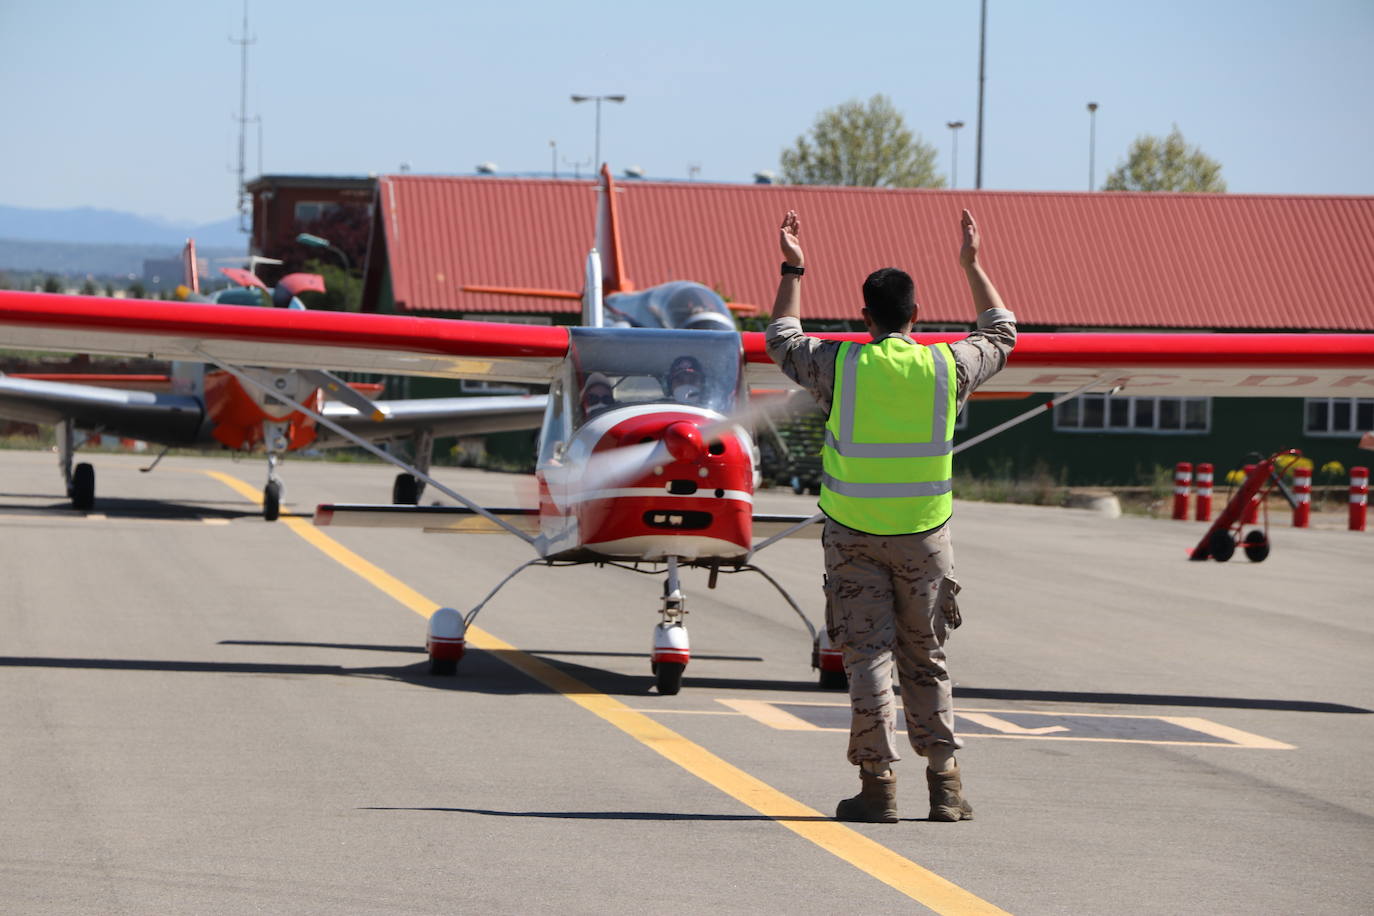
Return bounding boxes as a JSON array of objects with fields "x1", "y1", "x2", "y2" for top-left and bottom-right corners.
[{"x1": 819, "y1": 338, "x2": 956, "y2": 535}]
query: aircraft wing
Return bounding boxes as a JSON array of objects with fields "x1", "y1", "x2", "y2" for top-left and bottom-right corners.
[
  {"x1": 0, "y1": 291, "x2": 569, "y2": 385},
  {"x1": 742, "y1": 330, "x2": 1374, "y2": 399},
  {"x1": 0, "y1": 373, "x2": 205, "y2": 444},
  {"x1": 315, "y1": 504, "x2": 821, "y2": 543},
  {"x1": 314, "y1": 503, "x2": 541, "y2": 534},
  {"x1": 7, "y1": 291, "x2": 1373, "y2": 398},
  {"x1": 315, "y1": 394, "x2": 548, "y2": 445}
]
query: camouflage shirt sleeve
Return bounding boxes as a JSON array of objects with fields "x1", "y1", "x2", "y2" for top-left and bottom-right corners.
[
  {"x1": 765, "y1": 316, "x2": 844, "y2": 413},
  {"x1": 950, "y1": 308, "x2": 1017, "y2": 411}
]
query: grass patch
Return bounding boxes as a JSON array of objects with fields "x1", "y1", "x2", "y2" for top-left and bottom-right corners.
[{"x1": 952, "y1": 459, "x2": 1070, "y2": 507}]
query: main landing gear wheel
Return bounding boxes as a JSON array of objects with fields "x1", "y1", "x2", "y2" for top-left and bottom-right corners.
[
  {"x1": 1243, "y1": 529, "x2": 1270, "y2": 563},
  {"x1": 653, "y1": 661, "x2": 685, "y2": 696},
  {"x1": 426, "y1": 606, "x2": 467, "y2": 676},
  {"x1": 1209, "y1": 529, "x2": 1236, "y2": 562},
  {"x1": 263, "y1": 480, "x2": 282, "y2": 521},
  {"x1": 70, "y1": 462, "x2": 95, "y2": 511},
  {"x1": 393, "y1": 473, "x2": 421, "y2": 505}
]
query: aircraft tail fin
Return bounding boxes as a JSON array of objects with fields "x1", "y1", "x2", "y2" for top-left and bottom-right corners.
[
  {"x1": 181, "y1": 239, "x2": 200, "y2": 293},
  {"x1": 595, "y1": 164, "x2": 633, "y2": 296}
]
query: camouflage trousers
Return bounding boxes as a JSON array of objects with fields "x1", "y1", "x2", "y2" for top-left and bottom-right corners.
[{"x1": 822, "y1": 518, "x2": 963, "y2": 765}]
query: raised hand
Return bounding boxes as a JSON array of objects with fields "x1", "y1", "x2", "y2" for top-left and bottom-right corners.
[
  {"x1": 780, "y1": 210, "x2": 804, "y2": 267},
  {"x1": 959, "y1": 209, "x2": 980, "y2": 268}
]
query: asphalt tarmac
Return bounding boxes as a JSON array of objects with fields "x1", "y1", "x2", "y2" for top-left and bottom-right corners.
[{"x1": 1, "y1": 447, "x2": 1370, "y2": 915}]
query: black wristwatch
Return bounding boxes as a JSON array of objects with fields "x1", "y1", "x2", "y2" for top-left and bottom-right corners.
[{"x1": 781, "y1": 263, "x2": 805, "y2": 276}]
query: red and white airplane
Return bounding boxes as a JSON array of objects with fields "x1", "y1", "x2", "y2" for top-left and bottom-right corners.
[
  {"x1": 0, "y1": 245, "x2": 547, "y2": 519},
  {"x1": 3, "y1": 261, "x2": 1373, "y2": 691}
]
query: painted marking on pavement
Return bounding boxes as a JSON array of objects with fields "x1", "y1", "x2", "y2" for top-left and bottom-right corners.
[
  {"x1": 726, "y1": 700, "x2": 1293, "y2": 749},
  {"x1": 203, "y1": 469, "x2": 1010, "y2": 915},
  {"x1": 717, "y1": 698, "x2": 826, "y2": 730}
]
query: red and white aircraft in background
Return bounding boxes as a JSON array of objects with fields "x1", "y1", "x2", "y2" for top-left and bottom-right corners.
[
  {"x1": 3, "y1": 260, "x2": 1373, "y2": 691},
  {"x1": 0, "y1": 244, "x2": 546, "y2": 518}
]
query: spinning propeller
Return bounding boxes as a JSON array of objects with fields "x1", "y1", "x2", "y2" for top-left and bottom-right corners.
[{"x1": 577, "y1": 394, "x2": 803, "y2": 492}]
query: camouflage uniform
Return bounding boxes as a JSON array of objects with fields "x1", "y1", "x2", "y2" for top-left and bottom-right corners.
[{"x1": 766, "y1": 311, "x2": 1016, "y2": 765}]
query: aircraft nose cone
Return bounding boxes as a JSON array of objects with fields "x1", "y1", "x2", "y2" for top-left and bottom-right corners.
[{"x1": 662, "y1": 421, "x2": 706, "y2": 463}]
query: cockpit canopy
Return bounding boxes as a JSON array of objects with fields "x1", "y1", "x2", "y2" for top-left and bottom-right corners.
[
  {"x1": 603, "y1": 281, "x2": 736, "y2": 332},
  {"x1": 566, "y1": 327, "x2": 744, "y2": 425}
]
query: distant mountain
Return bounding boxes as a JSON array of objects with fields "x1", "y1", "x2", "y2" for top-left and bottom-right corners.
[
  {"x1": 0, "y1": 238, "x2": 245, "y2": 278},
  {"x1": 0, "y1": 204, "x2": 244, "y2": 248}
]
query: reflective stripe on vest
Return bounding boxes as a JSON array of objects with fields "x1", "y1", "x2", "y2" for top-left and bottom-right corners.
[{"x1": 819, "y1": 338, "x2": 956, "y2": 535}]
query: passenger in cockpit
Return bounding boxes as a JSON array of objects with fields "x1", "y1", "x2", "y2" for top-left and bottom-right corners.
[
  {"x1": 580, "y1": 372, "x2": 616, "y2": 418},
  {"x1": 667, "y1": 356, "x2": 706, "y2": 405}
]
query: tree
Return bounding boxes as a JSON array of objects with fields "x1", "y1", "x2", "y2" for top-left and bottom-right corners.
[
  {"x1": 1103, "y1": 125, "x2": 1226, "y2": 192},
  {"x1": 42, "y1": 275, "x2": 61, "y2": 293},
  {"x1": 296, "y1": 259, "x2": 363, "y2": 312},
  {"x1": 780, "y1": 94, "x2": 944, "y2": 188},
  {"x1": 269, "y1": 203, "x2": 371, "y2": 277}
]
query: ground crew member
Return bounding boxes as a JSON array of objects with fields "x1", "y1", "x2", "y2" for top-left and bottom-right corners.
[{"x1": 765, "y1": 209, "x2": 1016, "y2": 823}]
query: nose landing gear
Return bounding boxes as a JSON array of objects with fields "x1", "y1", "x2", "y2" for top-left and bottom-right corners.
[
  {"x1": 651, "y1": 557, "x2": 690, "y2": 695},
  {"x1": 262, "y1": 423, "x2": 291, "y2": 521}
]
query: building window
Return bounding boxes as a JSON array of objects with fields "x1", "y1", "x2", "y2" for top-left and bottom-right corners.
[
  {"x1": 294, "y1": 201, "x2": 336, "y2": 224},
  {"x1": 1054, "y1": 393, "x2": 1210, "y2": 434},
  {"x1": 1305, "y1": 398, "x2": 1374, "y2": 436}
]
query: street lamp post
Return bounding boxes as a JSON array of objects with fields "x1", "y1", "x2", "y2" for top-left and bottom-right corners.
[
  {"x1": 975, "y1": 0, "x2": 987, "y2": 189},
  {"x1": 570, "y1": 94, "x2": 626, "y2": 170},
  {"x1": 296, "y1": 232, "x2": 350, "y2": 271},
  {"x1": 1087, "y1": 102, "x2": 1099, "y2": 191},
  {"x1": 946, "y1": 120, "x2": 965, "y2": 189}
]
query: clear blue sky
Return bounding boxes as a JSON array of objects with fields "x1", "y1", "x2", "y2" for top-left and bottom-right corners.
[{"x1": 3, "y1": 0, "x2": 1371, "y2": 225}]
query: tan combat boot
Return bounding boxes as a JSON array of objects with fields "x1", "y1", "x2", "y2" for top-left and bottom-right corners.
[
  {"x1": 927, "y1": 764, "x2": 974, "y2": 821},
  {"x1": 835, "y1": 767, "x2": 898, "y2": 823}
]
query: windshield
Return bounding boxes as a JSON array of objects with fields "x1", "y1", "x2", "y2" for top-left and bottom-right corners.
[{"x1": 567, "y1": 327, "x2": 743, "y2": 425}]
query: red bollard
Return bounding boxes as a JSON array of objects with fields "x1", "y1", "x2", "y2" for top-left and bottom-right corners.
[
  {"x1": 1292, "y1": 465, "x2": 1311, "y2": 528},
  {"x1": 1351, "y1": 467, "x2": 1369, "y2": 532},
  {"x1": 1194, "y1": 463, "x2": 1213, "y2": 522},
  {"x1": 1172, "y1": 462, "x2": 1192, "y2": 520},
  {"x1": 1242, "y1": 464, "x2": 1260, "y2": 523}
]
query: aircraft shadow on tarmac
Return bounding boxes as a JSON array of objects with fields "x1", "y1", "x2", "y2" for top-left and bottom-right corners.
[
  {"x1": 4, "y1": 644, "x2": 1371, "y2": 713},
  {"x1": 1, "y1": 639, "x2": 827, "y2": 697},
  {"x1": 219, "y1": 639, "x2": 814, "y2": 696},
  {"x1": 0, "y1": 493, "x2": 263, "y2": 521},
  {"x1": 952, "y1": 687, "x2": 1372, "y2": 714},
  {"x1": 358, "y1": 806, "x2": 842, "y2": 823}
]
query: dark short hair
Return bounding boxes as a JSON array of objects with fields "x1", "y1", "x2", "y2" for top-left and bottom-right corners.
[{"x1": 861, "y1": 268, "x2": 916, "y2": 331}]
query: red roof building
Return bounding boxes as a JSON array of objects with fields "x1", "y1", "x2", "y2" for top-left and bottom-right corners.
[{"x1": 360, "y1": 173, "x2": 1374, "y2": 332}]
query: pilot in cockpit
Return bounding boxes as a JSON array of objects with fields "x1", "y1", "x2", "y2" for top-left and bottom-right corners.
[
  {"x1": 580, "y1": 371, "x2": 616, "y2": 418},
  {"x1": 667, "y1": 355, "x2": 706, "y2": 405}
]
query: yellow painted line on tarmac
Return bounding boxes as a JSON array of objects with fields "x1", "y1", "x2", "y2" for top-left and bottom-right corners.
[{"x1": 203, "y1": 470, "x2": 1009, "y2": 916}]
